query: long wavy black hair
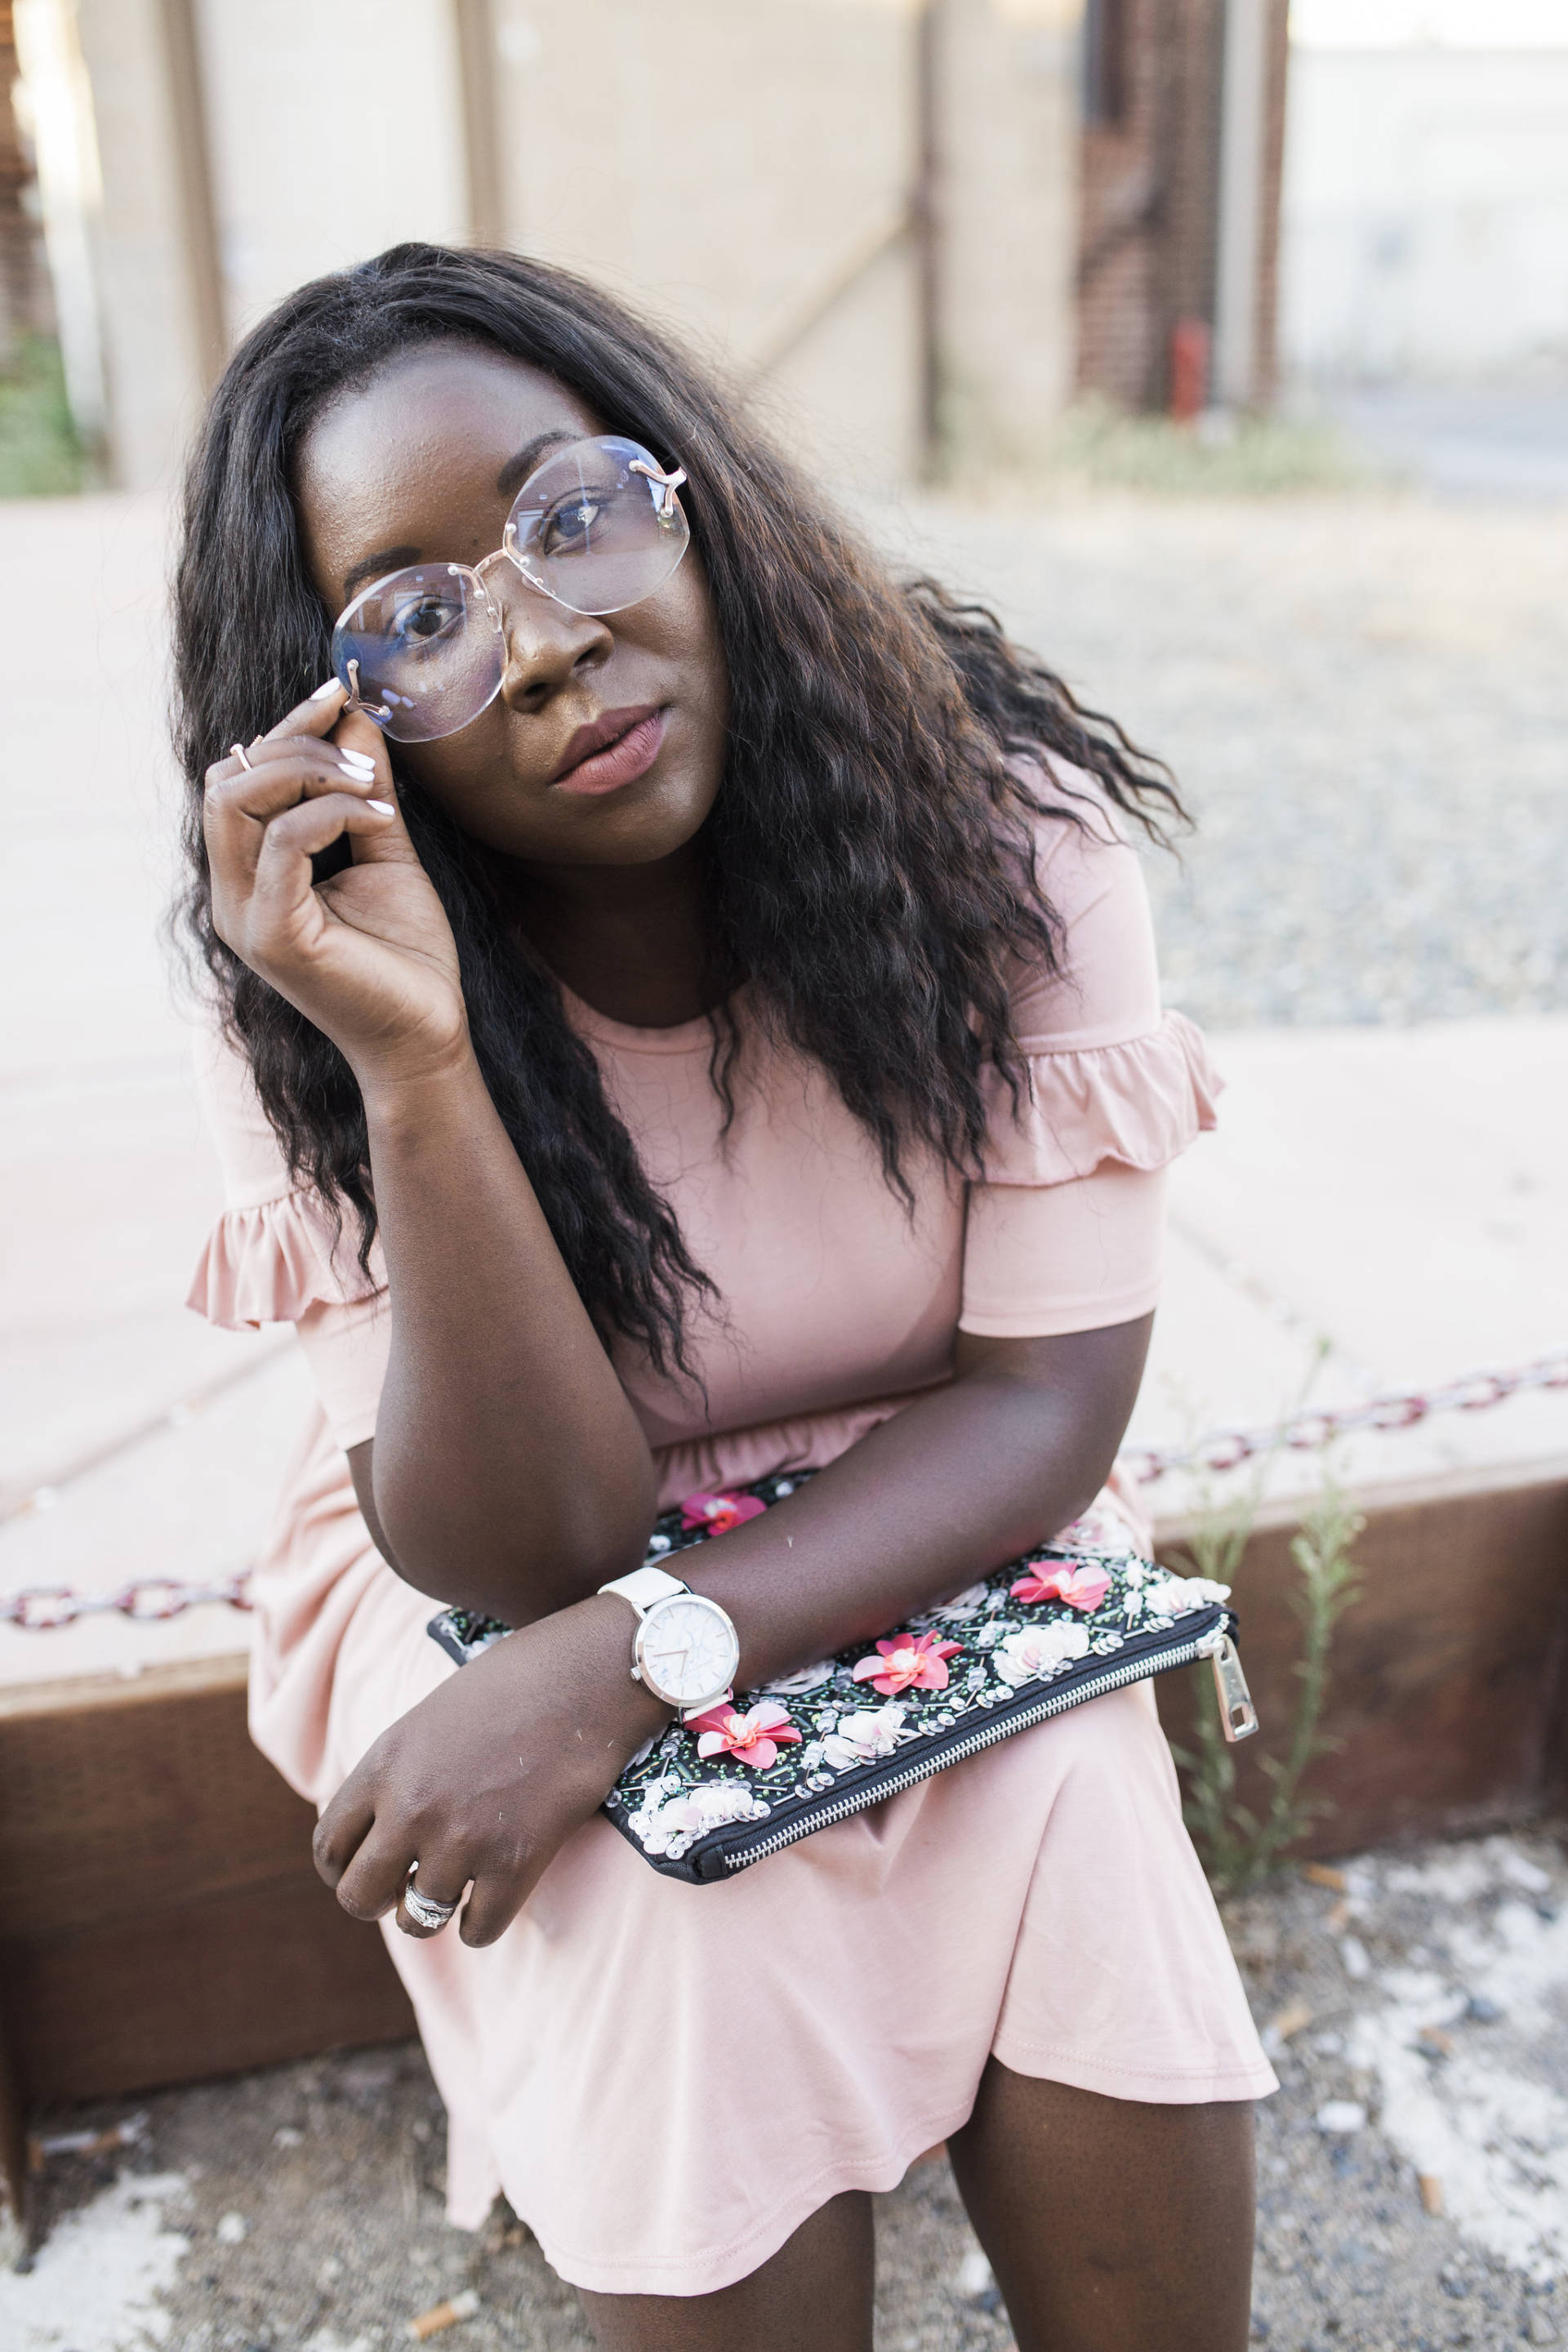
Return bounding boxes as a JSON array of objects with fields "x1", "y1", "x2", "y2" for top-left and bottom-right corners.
[{"x1": 173, "y1": 242, "x2": 1183, "y2": 1375}]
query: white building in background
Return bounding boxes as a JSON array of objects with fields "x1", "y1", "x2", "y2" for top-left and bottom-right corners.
[{"x1": 1281, "y1": 12, "x2": 1568, "y2": 384}]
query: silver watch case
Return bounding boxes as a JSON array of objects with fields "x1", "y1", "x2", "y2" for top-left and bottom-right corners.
[{"x1": 631, "y1": 1589, "x2": 741, "y2": 1713}]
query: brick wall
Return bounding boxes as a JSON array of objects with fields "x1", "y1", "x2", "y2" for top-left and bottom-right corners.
[
  {"x1": 1076, "y1": 0, "x2": 1287, "y2": 412},
  {"x1": 0, "y1": 1, "x2": 56, "y2": 366}
]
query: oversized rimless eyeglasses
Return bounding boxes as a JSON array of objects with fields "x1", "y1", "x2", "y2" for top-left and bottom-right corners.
[{"x1": 330, "y1": 434, "x2": 689, "y2": 744}]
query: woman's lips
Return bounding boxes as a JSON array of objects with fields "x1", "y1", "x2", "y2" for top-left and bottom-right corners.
[{"x1": 550, "y1": 706, "x2": 668, "y2": 795}]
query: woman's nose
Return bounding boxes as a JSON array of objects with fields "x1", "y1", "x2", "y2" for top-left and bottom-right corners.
[{"x1": 488, "y1": 570, "x2": 612, "y2": 713}]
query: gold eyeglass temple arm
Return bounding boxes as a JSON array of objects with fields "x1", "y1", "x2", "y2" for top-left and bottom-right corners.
[
  {"x1": 627, "y1": 458, "x2": 687, "y2": 519},
  {"x1": 343, "y1": 656, "x2": 392, "y2": 724}
]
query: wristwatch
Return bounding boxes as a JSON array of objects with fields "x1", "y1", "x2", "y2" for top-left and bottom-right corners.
[{"x1": 596, "y1": 1564, "x2": 741, "y2": 1715}]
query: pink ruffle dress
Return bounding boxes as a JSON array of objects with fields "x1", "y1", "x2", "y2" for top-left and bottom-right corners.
[{"x1": 189, "y1": 784, "x2": 1276, "y2": 2297}]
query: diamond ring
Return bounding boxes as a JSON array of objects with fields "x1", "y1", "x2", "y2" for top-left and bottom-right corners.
[{"x1": 403, "y1": 1869, "x2": 457, "y2": 1932}]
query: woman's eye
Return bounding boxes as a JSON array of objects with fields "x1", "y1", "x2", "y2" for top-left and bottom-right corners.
[
  {"x1": 389, "y1": 595, "x2": 464, "y2": 647},
  {"x1": 540, "y1": 497, "x2": 605, "y2": 555}
]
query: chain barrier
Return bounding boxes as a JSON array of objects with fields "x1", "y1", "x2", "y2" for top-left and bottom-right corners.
[
  {"x1": 2, "y1": 1346, "x2": 1566, "y2": 1628},
  {"x1": 0, "y1": 1570, "x2": 253, "y2": 1631},
  {"x1": 1119, "y1": 1343, "x2": 1568, "y2": 1486}
]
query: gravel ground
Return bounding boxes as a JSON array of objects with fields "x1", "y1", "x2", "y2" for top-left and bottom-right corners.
[
  {"x1": 870, "y1": 488, "x2": 1568, "y2": 1029},
  {"x1": 10, "y1": 1826, "x2": 1566, "y2": 2352},
  {"x1": 1232, "y1": 1829, "x2": 1568, "y2": 2351}
]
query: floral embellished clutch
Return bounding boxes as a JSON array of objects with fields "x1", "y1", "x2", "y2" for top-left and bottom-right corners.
[{"x1": 427, "y1": 1474, "x2": 1258, "y2": 1885}]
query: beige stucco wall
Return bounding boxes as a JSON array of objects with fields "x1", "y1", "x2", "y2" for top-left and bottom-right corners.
[
  {"x1": 488, "y1": 0, "x2": 927, "y2": 486},
  {"x1": 193, "y1": 0, "x2": 469, "y2": 344},
  {"x1": 940, "y1": 0, "x2": 1083, "y2": 460}
]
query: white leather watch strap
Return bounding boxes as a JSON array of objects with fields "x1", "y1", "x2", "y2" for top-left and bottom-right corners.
[{"x1": 597, "y1": 1563, "x2": 688, "y2": 1620}]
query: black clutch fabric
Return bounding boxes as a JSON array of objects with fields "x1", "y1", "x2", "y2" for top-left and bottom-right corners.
[{"x1": 427, "y1": 1474, "x2": 1257, "y2": 1886}]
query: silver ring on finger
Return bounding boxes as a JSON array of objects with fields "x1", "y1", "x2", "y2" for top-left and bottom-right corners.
[
  {"x1": 229, "y1": 742, "x2": 253, "y2": 771},
  {"x1": 403, "y1": 1867, "x2": 458, "y2": 1933}
]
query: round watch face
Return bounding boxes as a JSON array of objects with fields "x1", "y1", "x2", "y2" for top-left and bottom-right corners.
[{"x1": 635, "y1": 1593, "x2": 740, "y2": 1709}]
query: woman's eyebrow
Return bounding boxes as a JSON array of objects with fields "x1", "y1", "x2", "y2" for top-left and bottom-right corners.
[
  {"x1": 496, "y1": 429, "x2": 576, "y2": 500},
  {"x1": 337, "y1": 430, "x2": 578, "y2": 599},
  {"x1": 342, "y1": 544, "x2": 422, "y2": 600}
]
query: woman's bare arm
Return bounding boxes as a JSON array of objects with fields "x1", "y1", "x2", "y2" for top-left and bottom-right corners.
[
  {"x1": 202, "y1": 683, "x2": 657, "y2": 1617},
  {"x1": 350, "y1": 1051, "x2": 657, "y2": 1610},
  {"x1": 357, "y1": 1316, "x2": 1147, "y2": 1661},
  {"x1": 316, "y1": 1312, "x2": 1152, "y2": 1949},
  {"x1": 672, "y1": 1317, "x2": 1152, "y2": 1687}
]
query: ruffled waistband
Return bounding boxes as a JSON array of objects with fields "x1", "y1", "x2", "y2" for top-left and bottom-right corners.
[{"x1": 649, "y1": 1391, "x2": 943, "y2": 1512}]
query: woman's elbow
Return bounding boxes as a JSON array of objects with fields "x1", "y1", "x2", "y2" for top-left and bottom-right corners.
[{"x1": 361, "y1": 1432, "x2": 658, "y2": 1618}]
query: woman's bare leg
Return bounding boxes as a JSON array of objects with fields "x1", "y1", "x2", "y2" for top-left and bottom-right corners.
[
  {"x1": 947, "y1": 2060, "x2": 1256, "y2": 2352},
  {"x1": 577, "y1": 2189, "x2": 874, "y2": 2352},
  {"x1": 577, "y1": 2065, "x2": 1253, "y2": 2352}
]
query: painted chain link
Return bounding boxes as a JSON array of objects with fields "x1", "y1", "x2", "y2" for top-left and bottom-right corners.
[
  {"x1": 2, "y1": 1345, "x2": 1566, "y2": 1628},
  {"x1": 1117, "y1": 1343, "x2": 1568, "y2": 1485},
  {"x1": 0, "y1": 1570, "x2": 254, "y2": 1630}
]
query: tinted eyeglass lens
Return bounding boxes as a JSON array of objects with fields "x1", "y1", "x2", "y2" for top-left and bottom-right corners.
[
  {"x1": 504, "y1": 436, "x2": 689, "y2": 616},
  {"x1": 331, "y1": 564, "x2": 503, "y2": 743}
]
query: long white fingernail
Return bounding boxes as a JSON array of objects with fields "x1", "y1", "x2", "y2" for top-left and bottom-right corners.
[
  {"x1": 340, "y1": 751, "x2": 377, "y2": 775},
  {"x1": 311, "y1": 677, "x2": 344, "y2": 699},
  {"x1": 367, "y1": 799, "x2": 394, "y2": 815}
]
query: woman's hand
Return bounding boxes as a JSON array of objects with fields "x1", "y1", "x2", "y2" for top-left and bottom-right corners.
[
  {"x1": 313, "y1": 1597, "x2": 668, "y2": 1945},
  {"x1": 203, "y1": 681, "x2": 467, "y2": 1089}
]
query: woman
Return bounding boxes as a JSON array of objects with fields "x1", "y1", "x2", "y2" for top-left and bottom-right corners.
[{"x1": 178, "y1": 243, "x2": 1274, "y2": 2351}]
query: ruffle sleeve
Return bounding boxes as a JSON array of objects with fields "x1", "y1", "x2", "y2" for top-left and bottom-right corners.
[
  {"x1": 976, "y1": 1009, "x2": 1221, "y2": 1188},
  {"x1": 185, "y1": 1189, "x2": 384, "y2": 1330},
  {"x1": 958, "y1": 772, "x2": 1222, "y2": 1339},
  {"x1": 185, "y1": 1013, "x2": 386, "y2": 1330},
  {"x1": 187, "y1": 1015, "x2": 391, "y2": 1450}
]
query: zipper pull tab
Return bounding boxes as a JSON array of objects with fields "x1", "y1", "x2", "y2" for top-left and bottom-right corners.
[{"x1": 1207, "y1": 1633, "x2": 1258, "y2": 1743}]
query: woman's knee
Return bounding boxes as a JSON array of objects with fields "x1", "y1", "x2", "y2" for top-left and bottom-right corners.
[{"x1": 576, "y1": 2189, "x2": 875, "y2": 2352}]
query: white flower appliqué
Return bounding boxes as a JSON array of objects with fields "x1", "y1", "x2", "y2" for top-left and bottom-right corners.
[
  {"x1": 821, "y1": 1704, "x2": 909, "y2": 1771},
  {"x1": 1141, "y1": 1573, "x2": 1231, "y2": 1619},
  {"x1": 634, "y1": 1780, "x2": 771, "y2": 1858},
  {"x1": 992, "y1": 1620, "x2": 1091, "y2": 1687}
]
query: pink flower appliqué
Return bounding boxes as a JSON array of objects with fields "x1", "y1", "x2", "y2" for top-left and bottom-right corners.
[
  {"x1": 680, "y1": 1489, "x2": 768, "y2": 1535},
  {"x1": 687, "y1": 1699, "x2": 802, "y2": 1771},
  {"x1": 1009, "y1": 1560, "x2": 1111, "y2": 1612},
  {"x1": 851, "y1": 1631, "x2": 962, "y2": 1697}
]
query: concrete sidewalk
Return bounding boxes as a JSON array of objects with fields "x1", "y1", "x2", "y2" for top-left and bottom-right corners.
[{"x1": 2, "y1": 493, "x2": 1564, "y2": 1689}]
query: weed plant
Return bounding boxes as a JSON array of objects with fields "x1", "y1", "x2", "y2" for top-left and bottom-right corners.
[
  {"x1": 0, "y1": 336, "x2": 87, "y2": 497},
  {"x1": 1172, "y1": 1471, "x2": 1365, "y2": 1892},
  {"x1": 935, "y1": 394, "x2": 1362, "y2": 501},
  {"x1": 1046, "y1": 398, "x2": 1359, "y2": 499}
]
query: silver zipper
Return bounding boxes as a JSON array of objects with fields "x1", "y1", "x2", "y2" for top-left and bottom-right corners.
[
  {"x1": 723, "y1": 1628, "x2": 1232, "y2": 1872},
  {"x1": 1207, "y1": 1630, "x2": 1258, "y2": 1743}
]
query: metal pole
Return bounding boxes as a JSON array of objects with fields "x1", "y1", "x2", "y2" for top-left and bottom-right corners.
[
  {"x1": 913, "y1": 0, "x2": 944, "y2": 471},
  {"x1": 12, "y1": 0, "x2": 109, "y2": 441},
  {"x1": 1212, "y1": 0, "x2": 1269, "y2": 410},
  {"x1": 452, "y1": 0, "x2": 506, "y2": 248},
  {"x1": 155, "y1": 0, "x2": 226, "y2": 390}
]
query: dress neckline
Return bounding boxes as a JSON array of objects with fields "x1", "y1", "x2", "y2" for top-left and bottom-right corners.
[{"x1": 556, "y1": 978, "x2": 746, "y2": 1057}]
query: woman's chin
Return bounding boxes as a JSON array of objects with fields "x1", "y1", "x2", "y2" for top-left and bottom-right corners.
[{"x1": 445, "y1": 769, "x2": 713, "y2": 870}]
